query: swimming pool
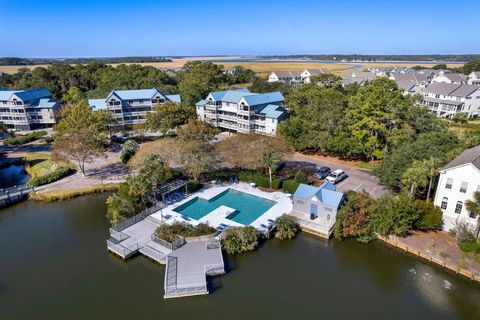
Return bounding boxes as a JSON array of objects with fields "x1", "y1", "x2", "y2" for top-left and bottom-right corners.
[{"x1": 173, "y1": 189, "x2": 275, "y2": 225}]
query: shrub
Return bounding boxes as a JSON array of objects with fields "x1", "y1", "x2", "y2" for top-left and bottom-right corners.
[
  {"x1": 294, "y1": 170, "x2": 308, "y2": 183},
  {"x1": 154, "y1": 222, "x2": 215, "y2": 243},
  {"x1": 372, "y1": 192, "x2": 418, "y2": 236},
  {"x1": 455, "y1": 222, "x2": 475, "y2": 244},
  {"x1": 414, "y1": 200, "x2": 443, "y2": 230},
  {"x1": 120, "y1": 140, "x2": 140, "y2": 164},
  {"x1": 43, "y1": 136, "x2": 55, "y2": 143},
  {"x1": 282, "y1": 179, "x2": 299, "y2": 194},
  {"x1": 3, "y1": 130, "x2": 47, "y2": 145},
  {"x1": 187, "y1": 179, "x2": 202, "y2": 193},
  {"x1": 271, "y1": 178, "x2": 282, "y2": 190},
  {"x1": 459, "y1": 241, "x2": 480, "y2": 254},
  {"x1": 238, "y1": 172, "x2": 270, "y2": 188},
  {"x1": 275, "y1": 214, "x2": 298, "y2": 240},
  {"x1": 223, "y1": 226, "x2": 259, "y2": 254},
  {"x1": 28, "y1": 166, "x2": 72, "y2": 187},
  {"x1": 334, "y1": 191, "x2": 377, "y2": 242}
]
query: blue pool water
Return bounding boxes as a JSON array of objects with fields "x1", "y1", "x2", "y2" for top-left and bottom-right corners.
[{"x1": 173, "y1": 189, "x2": 275, "y2": 225}]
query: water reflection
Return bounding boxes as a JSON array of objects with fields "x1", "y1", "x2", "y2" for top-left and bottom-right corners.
[{"x1": 0, "y1": 164, "x2": 29, "y2": 188}]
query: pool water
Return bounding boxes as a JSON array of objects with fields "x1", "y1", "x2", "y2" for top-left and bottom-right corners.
[{"x1": 173, "y1": 189, "x2": 275, "y2": 225}]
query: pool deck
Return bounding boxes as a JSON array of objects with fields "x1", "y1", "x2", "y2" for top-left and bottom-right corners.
[
  {"x1": 107, "y1": 183, "x2": 292, "y2": 299},
  {"x1": 151, "y1": 183, "x2": 293, "y2": 232}
]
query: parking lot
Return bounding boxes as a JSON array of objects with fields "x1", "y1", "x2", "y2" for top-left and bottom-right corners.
[{"x1": 288, "y1": 155, "x2": 387, "y2": 198}]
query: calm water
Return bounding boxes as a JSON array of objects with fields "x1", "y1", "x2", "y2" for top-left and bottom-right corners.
[
  {"x1": 174, "y1": 189, "x2": 274, "y2": 224},
  {"x1": 1, "y1": 195, "x2": 480, "y2": 320},
  {"x1": 0, "y1": 164, "x2": 29, "y2": 188}
]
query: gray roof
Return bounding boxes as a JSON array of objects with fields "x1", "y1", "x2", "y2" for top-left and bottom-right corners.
[
  {"x1": 396, "y1": 80, "x2": 417, "y2": 92},
  {"x1": 306, "y1": 69, "x2": 329, "y2": 75},
  {"x1": 391, "y1": 73, "x2": 428, "y2": 84},
  {"x1": 272, "y1": 71, "x2": 302, "y2": 78},
  {"x1": 424, "y1": 82, "x2": 479, "y2": 97},
  {"x1": 443, "y1": 73, "x2": 468, "y2": 83},
  {"x1": 443, "y1": 145, "x2": 480, "y2": 171}
]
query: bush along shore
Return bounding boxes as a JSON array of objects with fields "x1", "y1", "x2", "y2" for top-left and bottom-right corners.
[{"x1": 29, "y1": 184, "x2": 120, "y2": 202}]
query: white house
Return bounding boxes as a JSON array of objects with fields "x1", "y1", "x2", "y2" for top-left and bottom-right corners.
[
  {"x1": 422, "y1": 82, "x2": 480, "y2": 118},
  {"x1": 195, "y1": 88, "x2": 288, "y2": 136},
  {"x1": 301, "y1": 69, "x2": 329, "y2": 84},
  {"x1": 267, "y1": 71, "x2": 303, "y2": 84},
  {"x1": 468, "y1": 72, "x2": 480, "y2": 86},
  {"x1": 0, "y1": 88, "x2": 60, "y2": 130},
  {"x1": 341, "y1": 72, "x2": 377, "y2": 86},
  {"x1": 432, "y1": 71, "x2": 468, "y2": 84},
  {"x1": 88, "y1": 88, "x2": 180, "y2": 127},
  {"x1": 291, "y1": 182, "x2": 344, "y2": 237},
  {"x1": 434, "y1": 145, "x2": 480, "y2": 236}
]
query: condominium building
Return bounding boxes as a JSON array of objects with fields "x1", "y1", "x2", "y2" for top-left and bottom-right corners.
[
  {"x1": 88, "y1": 88, "x2": 181, "y2": 127},
  {"x1": 434, "y1": 145, "x2": 480, "y2": 236},
  {"x1": 195, "y1": 88, "x2": 288, "y2": 136},
  {"x1": 468, "y1": 72, "x2": 480, "y2": 86},
  {"x1": 422, "y1": 82, "x2": 480, "y2": 118},
  {"x1": 432, "y1": 71, "x2": 468, "y2": 84},
  {"x1": 0, "y1": 88, "x2": 60, "y2": 130},
  {"x1": 267, "y1": 71, "x2": 303, "y2": 84}
]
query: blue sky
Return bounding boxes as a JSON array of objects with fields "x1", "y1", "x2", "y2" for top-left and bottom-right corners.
[{"x1": 1, "y1": 0, "x2": 479, "y2": 57}]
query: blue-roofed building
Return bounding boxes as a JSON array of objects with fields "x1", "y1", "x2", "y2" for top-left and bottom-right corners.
[
  {"x1": 0, "y1": 88, "x2": 60, "y2": 130},
  {"x1": 291, "y1": 182, "x2": 344, "y2": 237},
  {"x1": 196, "y1": 88, "x2": 288, "y2": 136},
  {"x1": 88, "y1": 87, "x2": 181, "y2": 127}
]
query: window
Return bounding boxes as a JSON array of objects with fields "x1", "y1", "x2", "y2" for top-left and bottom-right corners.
[
  {"x1": 455, "y1": 201, "x2": 463, "y2": 214},
  {"x1": 445, "y1": 178, "x2": 453, "y2": 189},
  {"x1": 469, "y1": 210, "x2": 477, "y2": 219},
  {"x1": 460, "y1": 181, "x2": 468, "y2": 193},
  {"x1": 441, "y1": 197, "x2": 448, "y2": 209}
]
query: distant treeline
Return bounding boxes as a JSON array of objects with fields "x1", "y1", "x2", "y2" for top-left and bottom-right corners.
[
  {"x1": 0, "y1": 56, "x2": 172, "y2": 66},
  {"x1": 259, "y1": 54, "x2": 480, "y2": 62}
]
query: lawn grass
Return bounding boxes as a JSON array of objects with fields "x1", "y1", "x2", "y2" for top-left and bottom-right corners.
[
  {"x1": 29, "y1": 184, "x2": 120, "y2": 202},
  {"x1": 352, "y1": 161, "x2": 378, "y2": 171},
  {"x1": 22, "y1": 152, "x2": 74, "y2": 179}
]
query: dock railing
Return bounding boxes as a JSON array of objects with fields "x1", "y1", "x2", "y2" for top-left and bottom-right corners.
[
  {"x1": 109, "y1": 228, "x2": 130, "y2": 241},
  {"x1": 140, "y1": 245, "x2": 166, "y2": 264},
  {"x1": 107, "y1": 238, "x2": 139, "y2": 258},
  {"x1": 111, "y1": 202, "x2": 163, "y2": 232},
  {"x1": 152, "y1": 234, "x2": 185, "y2": 251},
  {"x1": 204, "y1": 263, "x2": 225, "y2": 276}
]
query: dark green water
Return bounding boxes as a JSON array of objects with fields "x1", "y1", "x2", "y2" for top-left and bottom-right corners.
[{"x1": 1, "y1": 195, "x2": 479, "y2": 320}]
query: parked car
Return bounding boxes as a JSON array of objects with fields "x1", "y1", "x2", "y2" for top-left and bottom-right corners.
[
  {"x1": 325, "y1": 169, "x2": 346, "y2": 184},
  {"x1": 314, "y1": 166, "x2": 331, "y2": 179}
]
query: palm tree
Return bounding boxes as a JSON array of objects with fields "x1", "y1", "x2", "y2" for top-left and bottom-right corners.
[
  {"x1": 466, "y1": 191, "x2": 480, "y2": 239},
  {"x1": 260, "y1": 151, "x2": 281, "y2": 189},
  {"x1": 401, "y1": 160, "x2": 428, "y2": 197},
  {"x1": 275, "y1": 214, "x2": 299, "y2": 240},
  {"x1": 424, "y1": 158, "x2": 441, "y2": 201}
]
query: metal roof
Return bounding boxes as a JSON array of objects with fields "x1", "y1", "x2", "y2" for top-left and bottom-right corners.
[
  {"x1": 257, "y1": 104, "x2": 288, "y2": 119},
  {"x1": 88, "y1": 98, "x2": 108, "y2": 110},
  {"x1": 293, "y1": 182, "x2": 344, "y2": 209},
  {"x1": 109, "y1": 88, "x2": 159, "y2": 100},
  {"x1": 205, "y1": 89, "x2": 284, "y2": 106},
  {"x1": 0, "y1": 88, "x2": 52, "y2": 102},
  {"x1": 166, "y1": 94, "x2": 181, "y2": 103}
]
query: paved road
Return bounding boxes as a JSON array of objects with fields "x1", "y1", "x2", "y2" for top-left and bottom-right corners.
[{"x1": 289, "y1": 155, "x2": 387, "y2": 198}]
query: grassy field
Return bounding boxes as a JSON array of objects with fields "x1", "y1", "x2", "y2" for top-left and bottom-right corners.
[
  {"x1": 21, "y1": 152, "x2": 74, "y2": 178},
  {"x1": 0, "y1": 56, "x2": 464, "y2": 76},
  {"x1": 30, "y1": 184, "x2": 119, "y2": 202},
  {"x1": 443, "y1": 119, "x2": 480, "y2": 137}
]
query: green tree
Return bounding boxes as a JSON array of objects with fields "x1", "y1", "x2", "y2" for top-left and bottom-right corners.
[
  {"x1": 372, "y1": 192, "x2": 418, "y2": 236},
  {"x1": 309, "y1": 73, "x2": 342, "y2": 88},
  {"x1": 176, "y1": 119, "x2": 219, "y2": 142},
  {"x1": 465, "y1": 191, "x2": 480, "y2": 238},
  {"x1": 274, "y1": 215, "x2": 299, "y2": 240},
  {"x1": 424, "y1": 158, "x2": 442, "y2": 201},
  {"x1": 334, "y1": 191, "x2": 377, "y2": 242},
  {"x1": 260, "y1": 151, "x2": 281, "y2": 189},
  {"x1": 52, "y1": 101, "x2": 109, "y2": 175},
  {"x1": 144, "y1": 101, "x2": 192, "y2": 134},
  {"x1": 401, "y1": 160, "x2": 429, "y2": 197},
  {"x1": 178, "y1": 61, "x2": 226, "y2": 107},
  {"x1": 62, "y1": 86, "x2": 85, "y2": 104},
  {"x1": 120, "y1": 140, "x2": 140, "y2": 164},
  {"x1": 223, "y1": 226, "x2": 259, "y2": 254},
  {"x1": 432, "y1": 64, "x2": 447, "y2": 70},
  {"x1": 414, "y1": 200, "x2": 443, "y2": 230}
]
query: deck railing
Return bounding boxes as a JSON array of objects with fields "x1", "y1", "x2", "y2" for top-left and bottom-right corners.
[
  {"x1": 111, "y1": 202, "x2": 164, "y2": 232},
  {"x1": 152, "y1": 234, "x2": 185, "y2": 251},
  {"x1": 109, "y1": 228, "x2": 130, "y2": 241},
  {"x1": 206, "y1": 238, "x2": 221, "y2": 250},
  {"x1": 107, "y1": 238, "x2": 139, "y2": 258},
  {"x1": 139, "y1": 245, "x2": 166, "y2": 263},
  {"x1": 164, "y1": 256, "x2": 208, "y2": 297}
]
